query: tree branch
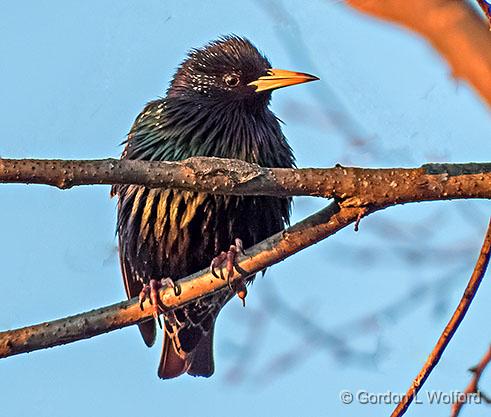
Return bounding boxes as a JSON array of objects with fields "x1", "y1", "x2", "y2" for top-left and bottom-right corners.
[
  {"x1": 390, "y1": 218, "x2": 491, "y2": 417},
  {"x1": 477, "y1": 0, "x2": 491, "y2": 28},
  {"x1": 1, "y1": 157, "x2": 490, "y2": 358},
  {"x1": 0, "y1": 202, "x2": 361, "y2": 358},
  {"x1": 451, "y1": 344, "x2": 491, "y2": 417},
  {"x1": 346, "y1": 0, "x2": 491, "y2": 108},
  {"x1": 1, "y1": 158, "x2": 491, "y2": 205}
]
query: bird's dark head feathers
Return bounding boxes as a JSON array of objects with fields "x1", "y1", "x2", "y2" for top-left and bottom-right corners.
[
  {"x1": 168, "y1": 35, "x2": 272, "y2": 105},
  {"x1": 126, "y1": 35, "x2": 316, "y2": 163}
]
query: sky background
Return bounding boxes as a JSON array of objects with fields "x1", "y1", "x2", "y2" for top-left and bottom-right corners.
[{"x1": 1, "y1": 1, "x2": 491, "y2": 416}]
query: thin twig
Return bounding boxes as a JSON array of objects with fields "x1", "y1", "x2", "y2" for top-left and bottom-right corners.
[
  {"x1": 390, "y1": 218, "x2": 491, "y2": 417},
  {"x1": 451, "y1": 344, "x2": 491, "y2": 417}
]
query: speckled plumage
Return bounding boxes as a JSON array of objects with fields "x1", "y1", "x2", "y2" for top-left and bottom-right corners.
[{"x1": 113, "y1": 36, "x2": 295, "y2": 379}]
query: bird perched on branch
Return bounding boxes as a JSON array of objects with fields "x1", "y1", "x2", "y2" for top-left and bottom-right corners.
[{"x1": 112, "y1": 35, "x2": 318, "y2": 379}]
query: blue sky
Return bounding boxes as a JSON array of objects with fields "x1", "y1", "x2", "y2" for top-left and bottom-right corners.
[{"x1": 1, "y1": 1, "x2": 491, "y2": 416}]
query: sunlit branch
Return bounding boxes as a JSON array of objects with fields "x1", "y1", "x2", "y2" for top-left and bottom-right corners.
[
  {"x1": 0, "y1": 202, "x2": 360, "y2": 358},
  {"x1": 477, "y1": 0, "x2": 491, "y2": 27},
  {"x1": 1, "y1": 157, "x2": 491, "y2": 359},
  {"x1": 346, "y1": 0, "x2": 491, "y2": 108},
  {"x1": 1, "y1": 158, "x2": 491, "y2": 206}
]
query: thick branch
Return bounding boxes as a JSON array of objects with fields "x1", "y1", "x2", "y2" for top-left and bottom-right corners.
[
  {"x1": 1, "y1": 158, "x2": 491, "y2": 357},
  {"x1": 0, "y1": 202, "x2": 361, "y2": 358},
  {"x1": 1, "y1": 158, "x2": 491, "y2": 206},
  {"x1": 478, "y1": 0, "x2": 491, "y2": 27},
  {"x1": 346, "y1": 0, "x2": 491, "y2": 108},
  {"x1": 390, "y1": 218, "x2": 491, "y2": 417}
]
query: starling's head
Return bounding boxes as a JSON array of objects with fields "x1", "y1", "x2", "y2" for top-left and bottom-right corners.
[{"x1": 168, "y1": 35, "x2": 318, "y2": 106}]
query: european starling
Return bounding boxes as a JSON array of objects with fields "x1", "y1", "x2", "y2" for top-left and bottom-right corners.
[{"x1": 112, "y1": 35, "x2": 318, "y2": 379}]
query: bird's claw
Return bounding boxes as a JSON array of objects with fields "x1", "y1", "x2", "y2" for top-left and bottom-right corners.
[
  {"x1": 210, "y1": 238, "x2": 247, "y2": 280},
  {"x1": 209, "y1": 238, "x2": 249, "y2": 305},
  {"x1": 210, "y1": 251, "x2": 227, "y2": 280},
  {"x1": 235, "y1": 237, "x2": 246, "y2": 256},
  {"x1": 138, "y1": 278, "x2": 177, "y2": 328}
]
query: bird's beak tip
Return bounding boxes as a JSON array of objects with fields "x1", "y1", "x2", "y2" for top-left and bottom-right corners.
[{"x1": 248, "y1": 68, "x2": 319, "y2": 93}]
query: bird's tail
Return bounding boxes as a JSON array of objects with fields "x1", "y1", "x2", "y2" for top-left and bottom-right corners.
[
  {"x1": 158, "y1": 334, "x2": 187, "y2": 379},
  {"x1": 158, "y1": 328, "x2": 215, "y2": 379}
]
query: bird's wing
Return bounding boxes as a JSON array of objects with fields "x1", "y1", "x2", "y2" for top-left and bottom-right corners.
[
  {"x1": 111, "y1": 99, "x2": 174, "y2": 348},
  {"x1": 116, "y1": 188, "x2": 157, "y2": 347}
]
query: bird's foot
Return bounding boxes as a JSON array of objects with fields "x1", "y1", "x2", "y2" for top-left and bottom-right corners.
[
  {"x1": 210, "y1": 238, "x2": 246, "y2": 280},
  {"x1": 354, "y1": 207, "x2": 369, "y2": 232},
  {"x1": 138, "y1": 278, "x2": 176, "y2": 328},
  {"x1": 210, "y1": 238, "x2": 249, "y2": 306}
]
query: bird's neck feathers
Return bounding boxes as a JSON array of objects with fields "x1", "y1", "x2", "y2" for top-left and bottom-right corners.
[{"x1": 130, "y1": 97, "x2": 294, "y2": 169}]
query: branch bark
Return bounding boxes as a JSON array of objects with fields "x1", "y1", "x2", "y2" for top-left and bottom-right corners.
[
  {"x1": 346, "y1": 0, "x2": 491, "y2": 108},
  {"x1": 1, "y1": 158, "x2": 490, "y2": 358},
  {"x1": 0, "y1": 202, "x2": 361, "y2": 358},
  {"x1": 1, "y1": 158, "x2": 491, "y2": 206},
  {"x1": 390, "y1": 218, "x2": 491, "y2": 417}
]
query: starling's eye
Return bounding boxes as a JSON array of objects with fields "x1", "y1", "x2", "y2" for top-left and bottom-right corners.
[{"x1": 223, "y1": 73, "x2": 240, "y2": 88}]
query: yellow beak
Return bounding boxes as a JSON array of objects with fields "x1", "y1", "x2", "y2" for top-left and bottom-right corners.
[{"x1": 248, "y1": 68, "x2": 319, "y2": 93}]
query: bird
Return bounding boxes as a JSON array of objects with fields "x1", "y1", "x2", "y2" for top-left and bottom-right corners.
[{"x1": 112, "y1": 35, "x2": 318, "y2": 379}]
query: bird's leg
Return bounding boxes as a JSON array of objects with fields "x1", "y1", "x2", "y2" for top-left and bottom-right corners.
[
  {"x1": 210, "y1": 238, "x2": 249, "y2": 306},
  {"x1": 138, "y1": 278, "x2": 176, "y2": 328}
]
